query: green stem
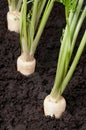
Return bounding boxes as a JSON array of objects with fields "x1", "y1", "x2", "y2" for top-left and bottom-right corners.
[
  {"x1": 63, "y1": 6, "x2": 86, "y2": 78},
  {"x1": 20, "y1": 0, "x2": 28, "y2": 53},
  {"x1": 57, "y1": 0, "x2": 84, "y2": 72},
  {"x1": 16, "y1": 0, "x2": 23, "y2": 11},
  {"x1": 51, "y1": 31, "x2": 86, "y2": 99},
  {"x1": 30, "y1": 0, "x2": 55, "y2": 56},
  {"x1": 30, "y1": 0, "x2": 39, "y2": 44},
  {"x1": 71, "y1": 6, "x2": 86, "y2": 55},
  {"x1": 60, "y1": 31, "x2": 86, "y2": 94},
  {"x1": 8, "y1": 0, "x2": 18, "y2": 12},
  {"x1": 51, "y1": 13, "x2": 73, "y2": 97},
  {"x1": 70, "y1": 0, "x2": 84, "y2": 36},
  {"x1": 35, "y1": 0, "x2": 47, "y2": 30},
  {"x1": 64, "y1": 6, "x2": 86, "y2": 77},
  {"x1": 50, "y1": 0, "x2": 85, "y2": 99},
  {"x1": 57, "y1": 11, "x2": 73, "y2": 71}
]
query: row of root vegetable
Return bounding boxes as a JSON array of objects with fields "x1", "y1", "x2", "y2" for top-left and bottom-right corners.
[{"x1": 7, "y1": 0, "x2": 86, "y2": 119}]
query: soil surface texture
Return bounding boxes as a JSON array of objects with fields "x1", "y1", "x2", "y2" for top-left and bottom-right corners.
[{"x1": 0, "y1": 1, "x2": 86, "y2": 130}]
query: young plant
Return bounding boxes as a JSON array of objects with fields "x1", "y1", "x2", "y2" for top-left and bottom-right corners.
[
  {"x1": 7, "y1": 0, "x2": 23, "y2": 33},
  {"x1": 44, "y1": 0, "x2": 86, "y2": 118},
  {"x1": 17, "y1": 0, "x2": 55, "y2": 76}
]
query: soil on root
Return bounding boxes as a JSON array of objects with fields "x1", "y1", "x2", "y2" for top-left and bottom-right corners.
[{"x1": 0, "y1": 0, "x2": 86, "y2": 130}]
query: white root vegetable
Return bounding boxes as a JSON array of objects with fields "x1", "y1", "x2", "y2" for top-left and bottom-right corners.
[
  {"x1": 44, "y1": 95, "x2": 66, "y2": 118},
  {"x1": 17, "y1": 53, "x2": 36, "y2": 76},
  {"x1": 7, "y1": 11, "x2": 20, "y2": 33}
]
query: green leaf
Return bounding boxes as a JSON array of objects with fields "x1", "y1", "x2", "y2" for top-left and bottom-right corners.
[{"x1": 57, "y1": 0, "x2": 78, "y2": 18}]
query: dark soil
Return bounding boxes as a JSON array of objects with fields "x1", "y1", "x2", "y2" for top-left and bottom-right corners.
[{"x1": 0, "y1": 1, "x2": 86, "y2": 130}]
